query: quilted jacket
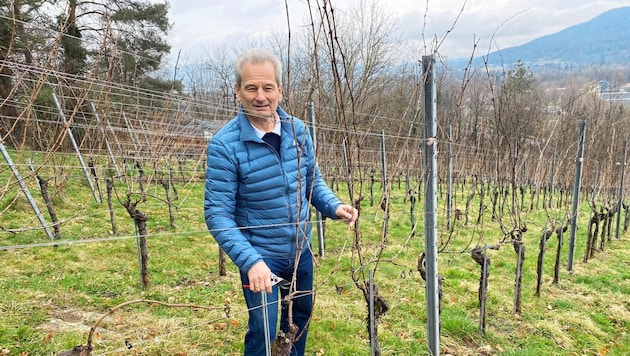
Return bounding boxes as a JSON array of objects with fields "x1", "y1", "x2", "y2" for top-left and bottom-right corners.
[{"x1": 204, "y1": 106, "x2": 343, "y2": 273}]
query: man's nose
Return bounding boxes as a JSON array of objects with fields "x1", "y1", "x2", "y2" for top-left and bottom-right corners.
[{"x1": 254, "y1": 89, "x2": 266, "y2": 101}]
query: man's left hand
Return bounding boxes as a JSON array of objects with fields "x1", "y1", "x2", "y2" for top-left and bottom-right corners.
[{"x1": 335, "y1": 205, "x2": 358, "y2": 225}]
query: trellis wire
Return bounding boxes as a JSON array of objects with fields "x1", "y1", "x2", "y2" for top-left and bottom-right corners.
[{"x1": 2, "y1": 53, "x2": 628, "y2": 356}]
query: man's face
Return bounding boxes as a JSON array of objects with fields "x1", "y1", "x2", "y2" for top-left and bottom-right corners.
[{"x1": 235, "y1": 61, "x2": 283, "y2": 121}]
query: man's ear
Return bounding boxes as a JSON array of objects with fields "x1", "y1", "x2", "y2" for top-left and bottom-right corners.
[{"x1": 234, "y1": 84, "x2": 240, "y2": 101}]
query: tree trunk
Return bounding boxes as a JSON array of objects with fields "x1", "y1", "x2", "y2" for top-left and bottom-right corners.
[
  {"x1": 105, "y1": 177, "x2": 118, "y2": 235},
  {"x1": 535, "y1": 228, "x2": 554, "y2": 297},
  {"x1": 471, "y1": 245, "x2": 498, "y2": 333},
  {"x1": 124, "y1": 198, "x2": 150, "y2": 289},
  {"x1": 552, "y1": 224, "x2": 567, "y2": 285},
  {"x1": 512, "y1": 232, "x2": 525, "y2": 314},
  {"x1": 36, "y1": 174, "x2": 61, "y2": 239}
]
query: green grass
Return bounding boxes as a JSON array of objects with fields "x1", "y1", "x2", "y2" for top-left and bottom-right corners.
[{"x1": 1, "y1": 156, "x2": 629, "y2": 355}]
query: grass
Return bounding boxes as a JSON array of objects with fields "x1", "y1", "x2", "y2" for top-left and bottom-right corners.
[{"x1": 0, "y1": 156, "x2": 629, "y2": 355}]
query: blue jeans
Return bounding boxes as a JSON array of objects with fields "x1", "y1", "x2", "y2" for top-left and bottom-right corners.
[{"x1": 240, "y1": 249, "x2": 313, "y2": 356}]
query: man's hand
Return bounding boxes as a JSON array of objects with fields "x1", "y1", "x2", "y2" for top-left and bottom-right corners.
[
  {"x1": 335, "y1": 204, "x2": 358, "y2": 226},
  {"x1": 247, "y1": 261, "x2": 272, "y2": 293}
]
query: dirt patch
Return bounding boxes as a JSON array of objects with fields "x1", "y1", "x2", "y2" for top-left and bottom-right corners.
[{"x1": 39, "y1": 308, "x2": 103, "y2": 334}]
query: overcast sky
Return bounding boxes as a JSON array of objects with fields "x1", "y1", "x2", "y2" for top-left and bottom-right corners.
[{"x1": 165, "y1": 0, "x2": 629, "y2": 64}]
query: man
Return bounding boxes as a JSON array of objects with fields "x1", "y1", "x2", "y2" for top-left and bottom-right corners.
[{"x1": 204, "y1": 48, "x2": 357, "y2": 356}]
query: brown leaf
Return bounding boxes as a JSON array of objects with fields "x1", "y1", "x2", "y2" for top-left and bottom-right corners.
[{"x1": 43, "y1": 332, "x2": 55, "y2": 343}]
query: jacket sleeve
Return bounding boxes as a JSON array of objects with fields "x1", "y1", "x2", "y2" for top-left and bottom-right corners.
[
  {"x1": 204, "y1": 139, "x2": 263, "y2": 273},
  {"x1": 303, "y1": 126, "x2": 343, "y2": 218}
]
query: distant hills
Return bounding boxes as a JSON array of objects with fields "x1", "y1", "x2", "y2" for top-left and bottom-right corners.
[{"x1": 449, "y1": 6, "x2": 630, "y2": 70}]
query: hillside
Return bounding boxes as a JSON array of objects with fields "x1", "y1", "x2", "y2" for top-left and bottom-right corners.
[{"x1": 450, "y1": 6, "x2": 630, "y2": 70}]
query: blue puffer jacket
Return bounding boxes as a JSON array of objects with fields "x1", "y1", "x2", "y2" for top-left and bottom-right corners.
[{"x1": 204, "y1": 106, "x2": 343, "y2": 273}]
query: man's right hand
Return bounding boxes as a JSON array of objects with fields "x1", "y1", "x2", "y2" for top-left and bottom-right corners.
[{"x1": 247, "y1": 261, "x2": 272, "y2": 293}]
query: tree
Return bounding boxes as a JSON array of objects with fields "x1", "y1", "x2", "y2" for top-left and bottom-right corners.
[
  {"x1": 107, "y1": 0, "x2": 171, "y2": 87},
  {"x1": 0, "y1": 0, "x2": 51, "y2": 65},
  {"x1": 55, "y1": 0, "x2": 175, "y2": 89},
  {"x1": 59, "y1": 0, "x2": 87, "y2": 75},
  {"x1": 495, "y1": 61, "x2": 544, "y2": 150},
  {"x1": 0, "y1": 0, "x2": 55, "y2": 147}
]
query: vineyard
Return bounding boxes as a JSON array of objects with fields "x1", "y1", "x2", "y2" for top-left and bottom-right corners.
[{"x1": 1, "y1": 1, "x2": 630, "y2": 355}]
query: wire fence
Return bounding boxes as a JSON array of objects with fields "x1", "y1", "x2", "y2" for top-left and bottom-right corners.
[{"x1": 1, "y1": 56, "x2": 629, "y2": 355}]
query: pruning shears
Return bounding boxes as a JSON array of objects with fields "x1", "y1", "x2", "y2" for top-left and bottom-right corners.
[{"x1": 242, "y1": 272, "x2": 290, "y2": 290}]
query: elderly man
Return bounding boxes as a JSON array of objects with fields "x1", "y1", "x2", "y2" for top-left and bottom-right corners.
[{"x1": 204, "y1": 48, "x2": 357, "y2": 355}]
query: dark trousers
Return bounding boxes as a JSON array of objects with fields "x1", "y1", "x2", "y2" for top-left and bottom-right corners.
[{"x1": 240, "y1": 249, "x2": 313, "y2": 356}]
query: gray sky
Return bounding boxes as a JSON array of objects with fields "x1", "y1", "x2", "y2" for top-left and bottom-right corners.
[{"x1": 165, "y1": 0, "x2": 630, "y2": 64}]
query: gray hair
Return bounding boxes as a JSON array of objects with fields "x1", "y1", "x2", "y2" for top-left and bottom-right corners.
[{"x1": 234, "y1": 48, "x2": 283, "y2": 87}]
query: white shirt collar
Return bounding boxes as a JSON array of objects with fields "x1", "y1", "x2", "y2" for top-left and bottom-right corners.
[{"x1": 250, "y1": 113, "x2": 281, "y2": 139}]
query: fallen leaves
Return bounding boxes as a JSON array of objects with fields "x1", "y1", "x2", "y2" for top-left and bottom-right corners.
[{"x1": 43, "y1": 331, "x2": 55, "y2": 343}]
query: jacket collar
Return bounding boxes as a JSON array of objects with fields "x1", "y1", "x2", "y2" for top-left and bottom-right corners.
[{"x1": 238, "y1": 105, "x2": 292, "y2": 142}]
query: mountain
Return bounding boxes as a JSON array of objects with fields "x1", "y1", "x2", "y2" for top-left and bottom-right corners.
[{"x1": 449, "y1": 6, "x2": 630, "y2": 70}]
